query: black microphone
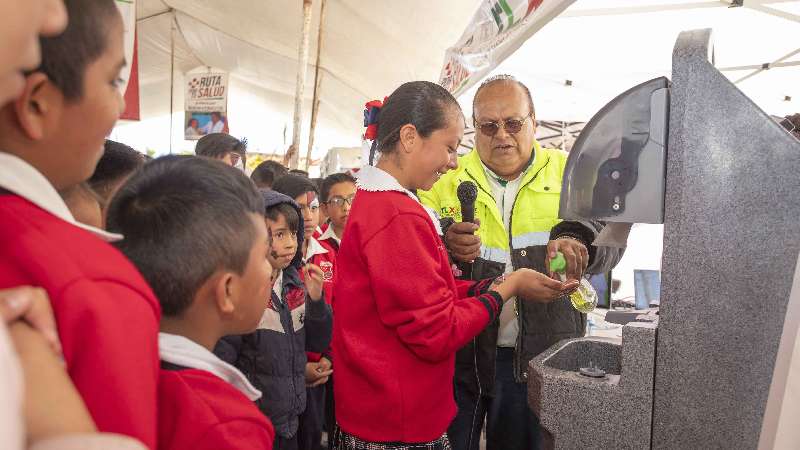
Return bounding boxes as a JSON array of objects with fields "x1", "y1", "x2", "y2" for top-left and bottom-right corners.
[{"x1": 456, "y1": 181, "x2": 478, "y2": 277}]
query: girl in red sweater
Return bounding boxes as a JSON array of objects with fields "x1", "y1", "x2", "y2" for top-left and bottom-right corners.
[{"x1": 331, "y1": 81, "x2": 578, "y2": 449}]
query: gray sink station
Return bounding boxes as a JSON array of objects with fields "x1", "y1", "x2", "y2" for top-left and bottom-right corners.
[{"x1": 527, "y1": 29, "x2": 800, "y2": 449}]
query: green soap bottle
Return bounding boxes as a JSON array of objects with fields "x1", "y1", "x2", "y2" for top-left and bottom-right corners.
[{"x1": 550, "y1": 252, "x2": 598, "y2": 313}]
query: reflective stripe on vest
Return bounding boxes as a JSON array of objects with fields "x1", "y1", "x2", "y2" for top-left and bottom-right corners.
[
  {"x1": 480, "y1": 245, "x2": 510, "y2": 265},
  {"x1": 511, "y1": 231, "x2": 550, "y2": 249}
]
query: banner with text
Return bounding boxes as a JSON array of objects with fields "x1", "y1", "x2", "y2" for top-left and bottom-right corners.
[
  {"x1": 439, "y1": 0, "x2": 574, "y2": 97},
  {"x1": 184, "y1": 72, "x2": 230, "y2": 140}
]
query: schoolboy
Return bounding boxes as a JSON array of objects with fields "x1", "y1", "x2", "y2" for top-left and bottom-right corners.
[
  {"x1": 215, "y1": 189, "x2": 332, "y2": 450},
  {"x1": 0, "y1": 0, "x2": 160, "y2": 447},
  {"x1": 318, "y1": 173, "x2": 356, "y2": 252},
  {"x1": 106, "y1": 155, "x2": 276, "y2": 450}
]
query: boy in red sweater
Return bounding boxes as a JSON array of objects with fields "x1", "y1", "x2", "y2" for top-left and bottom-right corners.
[
  {"x1": 318, "y1": 173, "x2": 357, "y2": 253},
  {"x1": 331, "y1": 82, "x2": 578, "y2": 449},
  {"x1": 106, "y1": 155, "x2": 275, "y2": 450},
  {"x1": 0, "y1": 1, "x2": 161, "y2": 447}
]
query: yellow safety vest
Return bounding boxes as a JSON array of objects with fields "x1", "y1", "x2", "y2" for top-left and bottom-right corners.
[{"x1": 419, "y1": 140, "x2": 567, "y2": 265}]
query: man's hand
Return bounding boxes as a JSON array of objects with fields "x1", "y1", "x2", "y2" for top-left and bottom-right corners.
[
  {"x1": 546, "y1": 238, "x2": 588, "y2": 281},
  {"x1": 303, "y1": 264, "x2": 324, "y2": 301},
  {"x1": 304, "y1": 360, "x2": 333, "y2": 387},
  {"x1": 445, "y1": 220, "x2": 481, "y2": 263},
  {"x1": 0, "y1": 286, "x2": 61, "y2": 355}
]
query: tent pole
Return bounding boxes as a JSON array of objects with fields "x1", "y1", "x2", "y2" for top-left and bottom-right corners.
[
  {"x1": 169, "y1": 11, "x2": 175, "y2": 154},
  {"x1": 305, "y1": 0, "x2": 327, "y2": 171},
  {"x1": 289, "y1": 0, "x2": 314, "y2": 169}
]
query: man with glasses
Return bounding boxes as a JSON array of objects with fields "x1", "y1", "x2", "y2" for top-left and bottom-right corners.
[{"x1": 420, "y1": 75, "x2": 622, "y2": 450}]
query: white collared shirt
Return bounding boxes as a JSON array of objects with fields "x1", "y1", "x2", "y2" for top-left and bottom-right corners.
[
  {"x1": 0, "y1": 152, "x2": 122, "y2": 242},
  {"x1": 158, "y1": 332, "x2": 261, "y2": 401},
  {"x1": 200, "y1": 120, "x2": 225, "y2": 134},
  {"x1": 304, "y1": 236, "x2": 328, "y2": 263},
  {"x1": 478, "y1": 157, "x2": 536, "y2": 348},
  {"x1": 318, "y1": 224, "x2": 341, "y2": 245},
  {"x1": 356, "y1": 164, "x2": 442, "y2": 235}
]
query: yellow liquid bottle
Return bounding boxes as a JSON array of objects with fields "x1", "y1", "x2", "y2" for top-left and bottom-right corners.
[{"x1": 550, "y1": 252, "x2": 598, "y2": 313}]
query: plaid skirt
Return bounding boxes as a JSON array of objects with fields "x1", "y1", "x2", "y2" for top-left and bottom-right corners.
[{"x1": 331, "y1": 426, "x2": 452, "y2": 450}]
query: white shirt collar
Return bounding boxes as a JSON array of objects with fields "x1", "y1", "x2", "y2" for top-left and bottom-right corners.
[
  {"x1": 356, "y1": 165, "x2": 442, "y2": 235},
  {"x1": 318, "y1": 224, "x2": 340, "y2": 244},
  {"x1": 272, "y1": 270, "x2": 283, "y2": 299},
  {"x1": 158, "y1": 332, "x2": 261, "y2": 401},
  {"x1": 0, "y1": 153, "x2": 122, "y2": 242},
  {"x1": 304, "y1": 236, "x2": 328, "y2": 262}
]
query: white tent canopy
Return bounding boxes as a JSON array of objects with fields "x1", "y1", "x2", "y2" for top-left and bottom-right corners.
[
  {"x1": 113, "y1": 0, "x2": 482, "y2": 157},
  {"x1": 115, "y1": 0, "x2": 799, "y2": 158},
  {"x1": 456, "y1": 0, "x2": 800, "y2": 123}
]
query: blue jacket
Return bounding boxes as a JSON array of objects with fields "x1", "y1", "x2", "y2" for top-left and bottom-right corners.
[{"x1": 214, "y1": 190, "x2": 333, "y2": 438}]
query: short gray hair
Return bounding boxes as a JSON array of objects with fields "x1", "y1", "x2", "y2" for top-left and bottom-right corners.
[{"x1": 472, "y1": 74, "x2": 535, "y2": 121}]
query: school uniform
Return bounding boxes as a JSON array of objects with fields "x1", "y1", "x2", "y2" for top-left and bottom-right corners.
[
  {"x1": 331, "y1": 165, "x2": 502, "y2": 448},
  {"x1": 317, "y1": 224, "x2": 341, "y2": 253},
  {"x1": 215, "y1": 191, "x2": 333, "y2": 450},
  {"x1": 298, "y1": 237, "x2": 337, "y2": 450},
  {"x1": 0, "y1": 153, "x2": 161, "y2": 449},
  {"x1": 158, "y1": 333, "x2": 274, "y2": 450}
]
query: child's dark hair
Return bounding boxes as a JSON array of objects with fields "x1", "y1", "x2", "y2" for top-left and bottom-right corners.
[
  {"x1": 272, "y1": 174, "x2": 319, "y2": 200},
  {"x1": 89, "y1": 139, "x2": 145, "y2": 202},
  {"x1": 106, "y1": 155, "x2": 264, "y2": 316},
  {"x1": 320, "y1": 173, "x2": 356, "y2": 202},
  {"x1": 265, "y1": 203, "x2": 300, "y2": 234},
  {"x1": 375, "y1": 81, "x2": 461, "y2": 154},
  {"x1": 251, "y1": 160, "x2": 288, "y2": 189},
  {"x1": 288, "y1": 169, "x2": 310, "y2": 177},
  {"x1": 37, "y1": 0, "x2": 121, "y2": 101},
  {"x1": 195, "y1": 133, "x2": 246, "y2": 160}
]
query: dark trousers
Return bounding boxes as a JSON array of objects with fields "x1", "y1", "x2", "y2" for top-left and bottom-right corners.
[
  {"x1": 325, "y1": 375, "x2": 336, "y2": 448},
  {"x1": 298, "y1": 384, "x2": 326, "y2": 450},
  {"x1": 275, "y1": 433, "x2": 299, "y2": 450},
  {"x1": 448, "y1": 347, "x2": 541, "y2": 450}
]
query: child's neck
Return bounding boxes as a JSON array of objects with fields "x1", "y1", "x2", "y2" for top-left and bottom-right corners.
[
  {"x1": 332, "y1": 223, "x2": 344, "y2": 239},
  {"x1": 376, "y1": 156, "x2": 414, "y2": 191},
  {"x1": 160, "y1": 316, "x2": 221, "y2": 352}
]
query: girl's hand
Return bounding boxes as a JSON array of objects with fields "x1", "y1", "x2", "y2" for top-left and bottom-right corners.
[
  {"x1": 512, "y1": 268, "x2": 579, "y2": 303},
  {"x1": 0, "y1": 286, "x2": 61, "y2": 355}
]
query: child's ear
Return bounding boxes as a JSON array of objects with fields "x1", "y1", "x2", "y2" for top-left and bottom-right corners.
[
  {"x1": 214, "y1": 272, "x2": 238, "y2": 315},
  {"x1": 13, "y1": 72, "x2": 62, "y2": 141}
]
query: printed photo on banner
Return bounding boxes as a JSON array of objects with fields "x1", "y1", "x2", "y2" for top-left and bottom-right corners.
[{"x1": 184, "y1": 71, "x2": 230, "y2": 140}]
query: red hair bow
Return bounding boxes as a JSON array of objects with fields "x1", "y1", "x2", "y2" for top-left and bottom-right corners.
[{"x1": 363, "y1": 98, "x2": 387, "y2": 141}]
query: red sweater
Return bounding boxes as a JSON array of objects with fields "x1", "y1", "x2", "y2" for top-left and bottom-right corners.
[
  {"x1": 158, "y1": 367, "x2": 275, "y2": 450},
  {"x1": 0, "y1": 195, "x2": 161, "y2": 448},
  {"x1": 332, "y1": 189, "x2": 501, "y2": 443}
]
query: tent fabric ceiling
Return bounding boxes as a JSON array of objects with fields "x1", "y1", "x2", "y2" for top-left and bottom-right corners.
[
  {"x1": 117, "y1": 0, "x2": 799, "y2": 157},
  {"x1": 116, "y1": 0, "x2": 480, "y2": 156}
]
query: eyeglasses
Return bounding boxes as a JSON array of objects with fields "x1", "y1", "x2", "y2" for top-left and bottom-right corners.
[
  {"x1": 476, "y1": 116, "x2": 531, "y2": 137},
  {"x1": 326, "y1": 195, "x2": 355, "y2": 208}
]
